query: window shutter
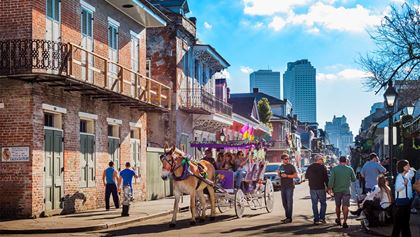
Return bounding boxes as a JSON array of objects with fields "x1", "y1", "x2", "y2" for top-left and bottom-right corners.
[
  {"x1": 80, "y1": 134, "x2": 87, "y2": 187},
  {"x1": 87, "y1": 135, "x2": 96, "y2": 187}
]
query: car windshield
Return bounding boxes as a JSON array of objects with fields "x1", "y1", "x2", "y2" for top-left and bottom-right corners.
[{"x1": 266, "y1": 165, "x2": 280, "y2": 172}]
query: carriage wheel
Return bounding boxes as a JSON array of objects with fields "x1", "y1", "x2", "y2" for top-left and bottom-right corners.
[
  {"x1": 264, "y1": 179, "x2": 274, "y2": 213},
  {"x1": 234, "y1": 189, "x2": 246, "y2": 218},
  {"x1": 217, "y1": 196, "x2": 230, "y2": 213}
]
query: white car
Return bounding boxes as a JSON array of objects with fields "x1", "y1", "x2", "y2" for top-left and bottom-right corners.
[{"x1": 264, "y1": 162, "x2": 282, "y2": 190}]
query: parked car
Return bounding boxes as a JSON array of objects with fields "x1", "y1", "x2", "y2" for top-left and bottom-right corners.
[{"x1": 264, "y1": 162, "x2": 282, "y2": 191}]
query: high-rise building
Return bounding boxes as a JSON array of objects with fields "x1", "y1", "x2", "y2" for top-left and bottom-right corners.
[
  {"x1": 325, "y1": 115, "x2": 354, "y2": 155},
  {"x1": 249, "y1": 69, "x2": 281, "y2": 99},
  {"x1": 283, "y1": 59, "x2": 316, "y2": 123}
]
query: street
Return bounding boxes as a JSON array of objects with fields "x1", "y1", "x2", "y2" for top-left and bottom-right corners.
[{"x1": 3, "y1": 182, "x2": 375, "y2": 237}]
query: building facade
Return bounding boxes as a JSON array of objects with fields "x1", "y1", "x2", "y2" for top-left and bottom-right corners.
[
  {"x1": 283, "y1": 59, "x2": 316, "y2": 123},
  {"x1": 250, "y1": 70, "x2": 281, "y2": 99},
  {"x1": 325, "y1": 116, "x2": 354, "y2": 155},
  {"x1": 0, "y1": 0, "x2": 170, "y2": 218},
  {"x1": 147, "y1": 0, "x2": 232, "y2": 158}
]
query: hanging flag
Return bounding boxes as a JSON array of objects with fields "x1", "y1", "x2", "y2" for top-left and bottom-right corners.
[{"x1": 240, "y1": 124, "x2": 249, "y2": 134}]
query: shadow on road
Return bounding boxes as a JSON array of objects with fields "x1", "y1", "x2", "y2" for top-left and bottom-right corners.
[{"x1": 101, "y1": 214, "x2": 238, "y2": 236}]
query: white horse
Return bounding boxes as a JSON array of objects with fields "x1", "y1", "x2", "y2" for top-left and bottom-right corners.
[{"x1": 160, "y1": 145, "x2": 216, "y2": 227}]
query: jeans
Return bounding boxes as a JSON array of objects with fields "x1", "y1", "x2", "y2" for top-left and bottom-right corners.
[
  {"x1": 281, "y1": 188, "x2": 294, "y2": 219},
  {"x1": 105, "y1": 183, "x2": 119, "y2": 210},
  {"x1": 310, "y1": 189, "x2": 327, "y2": 222},
  {"x1": 234, "y1": 169, "x2": 247, "y2": 188}
]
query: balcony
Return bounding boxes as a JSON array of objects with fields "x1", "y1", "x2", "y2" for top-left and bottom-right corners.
[
  {"x1": 179, "y1": 88, "x2": 232, "y2": 116},
  {"x1": 0, "y1": 39, "x2": 170, "y2": 112},
  {"x1": 268, "y1": 140, "x2": 290, "y2": 151}
]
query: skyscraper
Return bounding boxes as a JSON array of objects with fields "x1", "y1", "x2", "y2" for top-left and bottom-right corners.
[
  {"x1": 283, "y1": 59, "x2": 316, "y2": 123},
  {"x1": 249, "y1": 69, "x2": 281, "y2": 99},
  {"x1": 325, "y1": 115, "x2": 354, "y2": 155}
]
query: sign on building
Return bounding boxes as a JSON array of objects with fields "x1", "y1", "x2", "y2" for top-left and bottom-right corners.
[{"x1": 1, "y1": 147, "x2": 30, "y2": 162}]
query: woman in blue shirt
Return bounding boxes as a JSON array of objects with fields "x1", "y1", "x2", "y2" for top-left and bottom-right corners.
[{"x1": 392, "y1": 160, "x2": 415, "y2": 237}]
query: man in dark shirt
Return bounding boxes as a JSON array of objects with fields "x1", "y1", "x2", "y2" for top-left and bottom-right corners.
[
  {"x1": 278, "y1": 154, "x2": 298, "y2": 223},
  {"x1": 306, "y1": 154, "x2": 329, "y2": 224}
]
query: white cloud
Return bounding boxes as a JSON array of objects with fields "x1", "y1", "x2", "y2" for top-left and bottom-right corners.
[
  {"x1": 240, "y1": 66, "x2": 254, "y2": 74},
  {"x1": 268, "y1": 16, "x2": 287, "y2": 31},
  {"x1": 204, "y1": 21, "x2": 212, "y2": 30},
  {"x1": 254, "y1": 22, "x2": 264, "y2": 29},
  {"x1": 289, "y1": 3, "x2": 382, "y2": 33},
  {"x1": 243, "y1": 2, "x2": 383, "y2": 33},
  {"x1": 243, "y1": 0, "x2": 310, "y2": 16},
  {"x1": 317, "y1": 68, "x2": 371, "y2": 81}
]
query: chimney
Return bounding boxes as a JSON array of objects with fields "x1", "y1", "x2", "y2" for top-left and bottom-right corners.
[
  {"x1": 189, "y1": 17, "x2": 197, "y2": 25},
  {"x1": 253, "y1": 88, "x2": 259, "y2": 94}
]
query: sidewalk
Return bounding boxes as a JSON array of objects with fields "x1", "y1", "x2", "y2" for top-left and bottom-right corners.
[
  {"x1": 0, "y1": 196, "x2": 190, "y2": 234},
  {"x1": 369, "y1": 213, "x2": 420, "y2": 237}
]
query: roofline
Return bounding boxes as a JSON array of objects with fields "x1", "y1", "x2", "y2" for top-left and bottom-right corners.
[{"x1": 133, "y1": 0, "x2": 169, "y2": 26}]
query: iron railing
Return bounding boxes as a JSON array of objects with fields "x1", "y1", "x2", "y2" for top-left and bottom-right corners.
[
  {"x1": 0, "y1": 39, "x2": 171, "y2": 110},
  {"x1": 179, "y1": 88, "x2": 232, "y2": 116}
]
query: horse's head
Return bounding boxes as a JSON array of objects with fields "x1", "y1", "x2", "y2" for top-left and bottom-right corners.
[{"x1": 160, "y1": 145, "x2": 184, "y2": 180}]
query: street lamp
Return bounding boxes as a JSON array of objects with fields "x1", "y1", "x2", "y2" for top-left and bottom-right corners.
[
  {"x1": 406, "y1": 103, "x2": 415, "y2": 116},
  {"x1": 383, "y1": 80, "x2": 398, "y2": 180},
  {"x1": 220, "y1": 130, "x2": 225, "y2": 142}
]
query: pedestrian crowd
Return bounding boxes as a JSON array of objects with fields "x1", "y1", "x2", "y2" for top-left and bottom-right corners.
[{"x1": 276, "y1": 152, "x2": 420, "y2": 237}]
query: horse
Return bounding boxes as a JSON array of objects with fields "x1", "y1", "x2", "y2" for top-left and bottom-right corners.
[{"x1": 160, "y1": 145, "x2": 216, "y2": 227}]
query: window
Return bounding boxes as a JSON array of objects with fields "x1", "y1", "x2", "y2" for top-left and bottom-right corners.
[
  {"x1": 146, "y1": 59, "x2": 151, "y2": 78},
  {"x1": 108, "y1": 124, "x2": 119, "y2": 137},
  {"x1": 80, "y1": 120, "x2": 87, "y2": 133},
  {"x1": 47, "y1": 0, "x2": 60, "y2": 21},
  {"x1": 108, "y1": 25, "x2": 118, "y2": 50},
  {"x1": 44, "y1": 113, "x2": 54, "y2": 127},
  {"x1": 130, "y1": 127, "x2": 141, "y2": 175},
  {"x1": 81, "y1": 9, "x2": 93, "y2": 37}
]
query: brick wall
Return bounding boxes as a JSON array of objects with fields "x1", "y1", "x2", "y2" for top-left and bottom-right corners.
[
  {"x1": 0, "y1": 0, "x2": 151, "y2": 218},
  {"x1": 0, "y1": 80, "x2": 34, "y2": 218},
  {"x1": 0, "y1": 0, "x2": 33, "y2": 39}
]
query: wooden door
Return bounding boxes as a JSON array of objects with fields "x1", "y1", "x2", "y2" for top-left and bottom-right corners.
[{"x1": 44, "y1": 129, "x2": 63, "y2": 211}]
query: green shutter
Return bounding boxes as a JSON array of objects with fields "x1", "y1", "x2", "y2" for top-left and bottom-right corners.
[
  {"x1": 45, "y1": 129, "x2": 54, "y2": 211},
  {"x1": 87, "y1": 135, "x2": 95, "y2": 187},
  {"x1": 108, "y1": 138, "x2": 120, "y2": 170},
  {"x1": 80, "y1": 134, "x2": 87, "y2": 187}
]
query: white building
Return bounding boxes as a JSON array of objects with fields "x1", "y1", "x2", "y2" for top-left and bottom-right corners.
[{"x1": 325, "y1": 115, "x2": 354, "y2": 155}]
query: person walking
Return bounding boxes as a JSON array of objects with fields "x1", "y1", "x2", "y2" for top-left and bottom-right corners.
[
  {"x1": 306, "y1": 154, "x2": 329, "y2": 225},
  {"x1": 392, "y1": 160, "x2": 415, "y2": 237},
  {"x1": 361, "y1": 153, "x2": 386, "y2": 193},
  {"x1": 278, "y1": 154, "x2": 298, "y2": 224},
  {"x1": 328, "y1": 156, "x2": 356, "y2": 229},
  {"x1": 119, "y1": 162, "x2": 139, "y2": 216},
  {"x1": 102, "y1": 161, "x2": 119, "y2": 211}
]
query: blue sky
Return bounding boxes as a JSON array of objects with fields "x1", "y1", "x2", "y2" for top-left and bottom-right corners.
[{"x1": 187, "y1": 0, "x2": 406, "y2": 135}]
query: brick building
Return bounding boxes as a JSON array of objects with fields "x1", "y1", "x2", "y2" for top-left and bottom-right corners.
[
  {"x1": 146, "y1": 0, "x2": 232, "y2": 157},
  {"x1": 0, "y1": 0, "x2": 171, "y2": 218}
]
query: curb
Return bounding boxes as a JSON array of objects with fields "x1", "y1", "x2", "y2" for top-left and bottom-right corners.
[{"x1": 0, "y1": 209, "x2": 176, "y2": 234}]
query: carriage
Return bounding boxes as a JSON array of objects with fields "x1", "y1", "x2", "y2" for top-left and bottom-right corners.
[{"x1": 191, "y1": 142, "x2": 275, "y2": 219}]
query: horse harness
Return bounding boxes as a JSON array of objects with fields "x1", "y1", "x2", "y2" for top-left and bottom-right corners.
[{"x1": 160, "y1": 152, "x2": 211, "y2": 190}]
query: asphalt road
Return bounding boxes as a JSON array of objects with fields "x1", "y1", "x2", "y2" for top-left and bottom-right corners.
[{"x1": 4, "y1": 182, "x2": 377, "y2": 237}]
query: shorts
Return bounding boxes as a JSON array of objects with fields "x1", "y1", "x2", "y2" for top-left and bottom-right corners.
[{"x1": 334, "y1": 192, "x2": 351, "y2": 207}]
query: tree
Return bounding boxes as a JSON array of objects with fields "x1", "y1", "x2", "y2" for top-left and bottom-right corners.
[
  {"x1": 359, "y1": 0, "x2": 420, "y2": 95},
  {"x1": 257, "y1": 98, "x2": 272, "y2": 125}
]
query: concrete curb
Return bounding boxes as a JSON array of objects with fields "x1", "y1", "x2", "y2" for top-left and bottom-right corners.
[{"x1": 0, "y1": 210, "x2": 175, "y2": 234}]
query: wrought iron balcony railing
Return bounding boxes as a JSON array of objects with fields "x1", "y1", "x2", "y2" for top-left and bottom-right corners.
[
  {"x1": 0, "y1": 39, "x2": 171, "y2": 111},
  {"x1": 179, "y1": 88, "x2": 232, "y2": 116}
]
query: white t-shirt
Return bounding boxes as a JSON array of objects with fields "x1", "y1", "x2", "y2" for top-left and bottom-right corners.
[{"x1": 365, "y1": 185, "x2": 391, "y2": 209}]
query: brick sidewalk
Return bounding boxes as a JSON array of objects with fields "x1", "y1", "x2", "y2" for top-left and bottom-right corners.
[{"x1": 0, "y1": 196, "x2": 190, "y2": 234}]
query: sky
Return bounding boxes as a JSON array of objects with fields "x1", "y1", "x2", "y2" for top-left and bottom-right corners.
[{"x1": 187, "y1": 0, "x2": 408, "y2": 135}]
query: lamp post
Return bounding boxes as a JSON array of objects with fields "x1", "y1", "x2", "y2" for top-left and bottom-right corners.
[
  {"x1": 220, "y1": 129, "x2": 226, "y2": 142},
  {"x1": 384, "y1": 80, "x2": 398, "y2": 179},
  {"x1": 406, "y1": 103, "x2": 415, "y2": 116}
]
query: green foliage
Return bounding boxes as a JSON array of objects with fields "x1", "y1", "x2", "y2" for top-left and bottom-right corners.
[{"x1": 257, "y1": 98, "x2": 273, "y2": 125}]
